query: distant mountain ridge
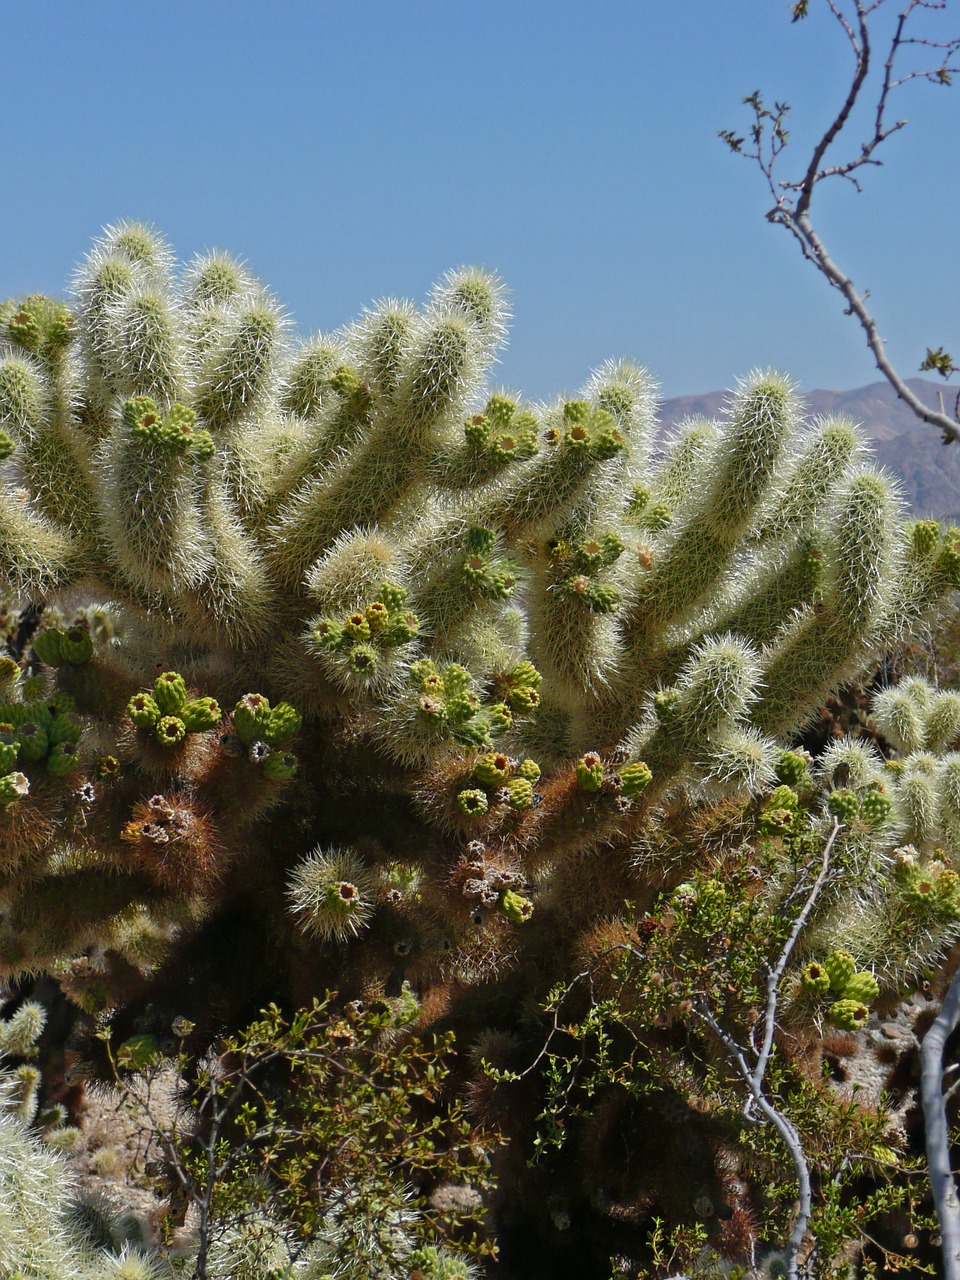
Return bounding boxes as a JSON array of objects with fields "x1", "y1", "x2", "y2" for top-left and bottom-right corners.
[{"x1": 659, "y1": 378, "x2": 960, "y2": 521}]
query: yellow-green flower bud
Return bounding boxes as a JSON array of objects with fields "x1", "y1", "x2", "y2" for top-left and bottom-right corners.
[
  {"x1": 364, "y1": 601, "x2": 390, "y2": 633},
  {"x1": 155, "y1": 716, "x2": 187, "y2": 747},
  {"x1": 379, "y1": 580, "x2": 407, "y2": 611},
  {"x1": 842, "y1": 971, "x2": 879, "y2": 1005},
  {"x1": 32, "y1": 628, "x2": 65, "y2": 667},
  {"x1": 344, "y1": 612, "x2": 371, "y2": 641},
  {"x1": 17, "y1": 722, "x2": 48, "y2": 763},
  {"x1": 262, "y1": 750, "x2": 299, "y2": 781},
  {"x1": 576, "y1": 752, "x2": 604, "y2": 792},
  {"x1": 48, "y1": 713, "x2": 81, "y2": 746},
  {"x1": 911, "y1": 520, "x2": 941, "y2": 556},
  {"x1": 46, "y1": 742, "x2": 78, "y2": 776},
  {"x1": 264, "y1": 701, "x2": 302, "y2": 746},
  {"x1": 347, "y1": 643, "x2": 379, "y2": 675},
  {"x1": 498, "y1": 889, "x2": 534, "y2": 923},
  {"x1": 505, "y1": 777, "x2": 534, "y2": 810},
  {"x1": 485, "y1": 702, "x2": 512, "y2": 733},
  {"x1": 180, "y1": 697, "x2": 222, "y2": 732},
  {"x1": 97, "y1": 755, "x2": 121, "y2": 779},
  {"x1": 384, "y1": 611, "x2": 419, "y2": 645},
  {"x1": 473, "y1": 751, "x2": 511, "y2": 786},
  {"x1": 58, "y1": 624, "x2": 93, "y2": 665},
  {"x1": 517, "y1": 758, "x2": 541, "y2": 783},
  {"x1": 507, "y1": 685, "x2": 541, "y2": 713},
  {"x1": 233, "y1": 693, "x2": 272, "y2": 745},
  {"x1": 127, "y1": 692, "x2": 161, "y2": 729},
  {"x1": 775, "y1": 750, "x2": 813, "y2": 790},
  {"x1": 828, "y1": 999, "x2": 869, "y2": 1031},
  {"x1": 827, "y1": 788, "x2": 860, "y2": 822},
  {"x1": 823, "y1": 949, "x2": 857, "y2": 993},
  {"x1": 860, "y1": 787, "x2": 893, "y2": 828},
  {"x1": 312, "y1": 618, "x2": 344, "y2": 651},
  {"x1": 154, "y1": 671, "x2": 187, "y2": 715},
  {"x1": 457, "y1": 788, "x2": 489, "y2": 817},
  {"x1": 800, "y1": 961, "x2": 831, "y2": 996},
  {"x1": 620, "y1": 761, "x2": 652, "y2": 798}
]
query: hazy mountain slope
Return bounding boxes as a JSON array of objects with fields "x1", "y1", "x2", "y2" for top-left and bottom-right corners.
[{"x1": 660, "y1": 378, "x2": 960, "y2": 520}]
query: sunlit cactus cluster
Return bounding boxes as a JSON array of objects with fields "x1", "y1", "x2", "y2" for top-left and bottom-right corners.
[{"x1": 3, "y1": 222, "x2": 960, "y2": 1273}]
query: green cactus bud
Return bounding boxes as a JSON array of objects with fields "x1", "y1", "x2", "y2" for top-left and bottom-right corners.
[
  {"x1": 286, "y1": 846, "x2": 375, "y2": 942},
  {"x1": 180, "y1": 697, "x2": 223, "y2": 732},
  {"x1": 154, "y1": 671, "x2": 187, "y2": 715},
  {"x1": 576, "y1": 752, "x2": 604, "y2": 792},
  {"x1": 46, "y1": 741, "x2": 79, "y2": 776},
  {"x1": 654, "y1": 689, "x2": 680, "y2": 722},
  {"x1": 379, "y1": 579, "x2": 407, "y2": 610},
  {"x1": 505, "y1": 776, "x2": 534, "y2": 810},
  {"x1": 127, "y1": 692, "x2": 161, "y2": 728},
  {"x1": 312, "y1": 618, "x2": 345, "y2": 651},
  {"x1": 384, "y1": 611, "x2": 420, "y2": 645},
  {"x1": 860, "y1": 787, "x2": 893, "y2": 828},
  {"x1": 823, "y1": 949, "x2": 857, "y2": 993},
  {"x1": 47, "y1": 690, "x2": 76, "y2": 716},
  {"x1": 364, "y1": 600, "x2": 390, "y2": 633},
  {"x1": 457, "y1": 788, "x2": 489, "y2": 817},
  {"x1": 32, "y1": 628, "x2": 66, "y2": 666},
  {"x1": 507, "y1": 685, "x2": 541, "y2": 714},
  {"x1": 233, "y1": 693, "x2": 272, "y2": 744},
  {"x1": 775, "y1": 749, "x2": 813, "y2": 790},
  {"x1": 17, "y1": 721, "x2": 48, "y2": 762},
  {"x1": 517, "y1": 758, "x2": 542, "y2": 783},
  {"x1": 155, "y1": 715, "x2": 187, "y2": 747},
  {"x1": 800, "y1": 961, "x2": 832, "y2": 996},
  {"x1": 828, "y1": 999, "x2": 869, "y2": 1031},
  {"x1": 347, "y1": 643, "x2": 380, "y2": 675},
  {"x1": 263, "y1": 701, "x2": 302, "y2": 746},
  {"x1": 498, "y1": 889, "x2": 534, "y2": 923},
  {"x1": 619, "y1": 760, "x2": 653, "y2": 797},
  {"x1": 512, "y1": 665, "x2": 542, "y2": 696},
  {"x1": 0, "y1": 770, "x2": 28, "y2": 804},
  {"x1": 445, "y1": 692, "x2": 479, "y2": 724},
  {"x1": 47, "y1": 712, "x2": 82, "y2": 746},
  {"x1": 344, "y1": 612, "x2": 371, "y2": 641},
  {"x1": 262, "y1": 750, "x2": 299, "y2": 781},
  {"x1": 473, "y1": 751, "x2": 511, "y2": 786},
  {"x1": 0, "y1": 740, "x2": 17, "y2": 773},
  {"x1": 485, "y1": 701, "x2": 513, "y2": 733},
  {"x1": 842, "y1": 971, "x2": 879, "y2": 1004},
  {"x1": 97, "y1": 755, "x2": 121, "y2": 779},
  {"x1": 827, "y1": 788, "x2": 860, "y2": 822},
  {"x1": 911, "y1": 520, "x2": 941, "y2": 556},
  {"x1": 464, "y1": 414, "x2": 489, "y2": 448}
]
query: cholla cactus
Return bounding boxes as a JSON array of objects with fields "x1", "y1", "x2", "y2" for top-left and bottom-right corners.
[{"x1": 4, "y1": 225, "x2": 960, "y2": 1273}]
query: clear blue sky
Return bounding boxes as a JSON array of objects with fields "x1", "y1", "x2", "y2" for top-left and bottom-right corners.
[{"x1": 2, "y1": 1, "x2": 957, "y2": 400}]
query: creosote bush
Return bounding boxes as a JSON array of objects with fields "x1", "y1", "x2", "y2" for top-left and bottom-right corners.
[{"x1": 1, "y1": 223, "x2": 960, "y2": 1277}]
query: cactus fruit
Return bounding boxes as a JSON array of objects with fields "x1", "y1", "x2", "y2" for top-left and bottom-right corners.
[
  {"x1": 828, "y1": 998, "x2": 870, "y2": 1031},
  {"x1": 823, "y1": 950, "x2": 857, "y2": 993}
]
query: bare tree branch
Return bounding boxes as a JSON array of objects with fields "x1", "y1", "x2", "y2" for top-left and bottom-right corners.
[
  {"x1": 723, "y1": 0, "x2": 960, "y2": 444},
  {"x1": 921, "y1": 963, "x2": 960, "y2": 1280}
]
